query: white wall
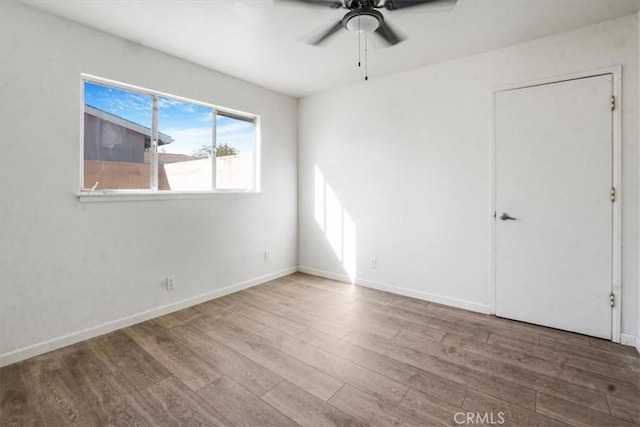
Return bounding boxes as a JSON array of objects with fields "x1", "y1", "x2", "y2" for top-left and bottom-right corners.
[
  {"x1": 299, "y1": 15, "x2": 639, "y2": 336},
  {"x1": 0, "y1": 1, "x2": 298, "y2": 365}
]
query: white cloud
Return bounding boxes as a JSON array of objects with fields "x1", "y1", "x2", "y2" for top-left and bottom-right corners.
[
  {"x1": 197, "y1": 112, "x2": 213, "y2": 122},
  {"x1": 162, "y1": 127, "x2": 212, "y2": 155},
  {"x1": 216, "y1": 120, "x2": 254, "y2": 153},
  {"x1": 217, "y1": 120, "x2": 252, "y2": 137},
  {"x1": 158, "y1": 97, "x2": 204, "y2": 114},
  {"x1": 158, "y1": 97, "x2": 181, "y2": 108}
]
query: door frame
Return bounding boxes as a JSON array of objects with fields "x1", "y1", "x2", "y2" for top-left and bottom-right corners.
[{"x1": 489, "y1": 66, "x2": 622, "y2": 343}]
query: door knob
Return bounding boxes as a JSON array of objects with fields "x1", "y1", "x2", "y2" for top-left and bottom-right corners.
[{"x1": 500, "y1": 213, "x2": 517, "y2": 221}]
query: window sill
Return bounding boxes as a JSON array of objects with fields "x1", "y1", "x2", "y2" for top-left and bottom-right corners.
[{"x1": 77, "y1": 190, "x2": 261, "y2": 203}]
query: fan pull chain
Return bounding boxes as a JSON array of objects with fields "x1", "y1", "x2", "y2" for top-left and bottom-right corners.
[
  {"x1": 364, "y1": 33, "x2": 368, "y2": 81},
  {"x1": 357, "y1": 17, "x2": 361, "y2": 67}
]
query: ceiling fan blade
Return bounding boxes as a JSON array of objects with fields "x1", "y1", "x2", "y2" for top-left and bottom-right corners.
[
  {"x1": 275, "y1": 0, "x2": 344, "y2": 9},
  {"x1": 308, "y1": 20, "x2": 344, "y2": 45},
  {"x1": 384, "y1": 0, "x2": 456, "y2": 11},
  {"x1": 374, "y1": 20, "x2": 404, "y2": 46}
]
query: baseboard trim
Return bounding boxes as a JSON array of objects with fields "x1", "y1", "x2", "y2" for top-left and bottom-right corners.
[
  {"x1": 0, "y1": 266, "x2": 297, "y2": 368},
  {"x1": 5, "y1": 265, "x2": 632, "y2": 367},
  {"x1": 297, "y1": 266, "x2": 353, "y2": 284},
  {"x1": 620, "y1": 333, "x2": 635, "y2": 346},
  {"x1": 620, "y1": 333, "x2": 640, "y2": 353},
  {"x1": 298, "y1": 266, "x2": 490, "y2": 314}
]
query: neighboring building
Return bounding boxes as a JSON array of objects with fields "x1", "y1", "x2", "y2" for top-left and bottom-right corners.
[{"x1": 84, "y1": 104, "x2": 174, "y2": 163}]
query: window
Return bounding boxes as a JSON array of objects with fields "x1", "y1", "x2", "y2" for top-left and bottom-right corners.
[{"x1": 82, "y1": 77, "x2": 259, "y2": 194}]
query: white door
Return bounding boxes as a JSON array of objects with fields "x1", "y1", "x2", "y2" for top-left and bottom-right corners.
[{"x1": 495, "y1": 75, "x2": 613, "y2": 339}]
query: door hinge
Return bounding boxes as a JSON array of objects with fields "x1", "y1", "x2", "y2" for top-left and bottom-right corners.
[
  {"x1": 611, "y1": 187, "x2": 616, "y2": 202},
  {"x1": 610, "y1": 96, "x2": 615, "y2": 111},
  {"x1": 610, "y1": 292, "x2": 615, "y2": 307}
]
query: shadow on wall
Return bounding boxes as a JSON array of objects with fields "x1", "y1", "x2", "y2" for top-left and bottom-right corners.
[{"x1": 314, "y1": 165, "x2": 357, "y2": 283}]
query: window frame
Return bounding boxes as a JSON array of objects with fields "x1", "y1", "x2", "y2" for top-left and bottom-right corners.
[{"x1": 79, "y1": 74, "x2": 261, "y2": 200}]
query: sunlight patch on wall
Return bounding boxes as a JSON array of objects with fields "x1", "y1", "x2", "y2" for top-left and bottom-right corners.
[
  {"x1": 314, "y1": 165, "x2": 357, "y2": 283},
  {"x1": 314, "y1": 167, "x2": 325, "y2": 232},
  {"x1": 342, "y1": 212, "x2": 356, "y2": 283}
]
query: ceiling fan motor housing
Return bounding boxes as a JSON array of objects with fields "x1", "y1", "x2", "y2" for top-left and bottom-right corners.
[
  {"x1": 297, "y1": 0, "x2": 452, "y2": 46},
  {"x1": 342, "y1": 9, "x2": 383, "y2": 33},
  {"x1": 344, "y1": 0, "x2": 382, "y2": 9}
]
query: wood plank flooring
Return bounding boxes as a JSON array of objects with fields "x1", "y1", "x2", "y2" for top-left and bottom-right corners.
[{"x1": 2, "y1": 272, "x2": 639, "y2": 426}]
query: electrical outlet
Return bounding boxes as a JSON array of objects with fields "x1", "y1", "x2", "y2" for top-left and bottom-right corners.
[
  {"x1": 166, "y1": 275, "x2": 176, "y2": 290},
  {"x1": 264, "y1": 251, "x2": 271, "y2": 262},
  {"x1": 370, "y1": 258, "x2": 377, "y2": 269}
]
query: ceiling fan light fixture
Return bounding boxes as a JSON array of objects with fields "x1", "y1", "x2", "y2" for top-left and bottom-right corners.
[
  {"x1": 346, "y1": 14, "x2": 379, "y2": 33},
  {"x1": 343, "y1": 10, "x2": 382, "y2": 34}
]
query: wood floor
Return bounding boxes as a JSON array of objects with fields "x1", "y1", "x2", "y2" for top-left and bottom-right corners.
[{"x1": 2, "y1": 273, "x2": 639, "y2": 426}]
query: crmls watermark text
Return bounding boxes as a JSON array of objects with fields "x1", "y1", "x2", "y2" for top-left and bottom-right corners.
[{"x1": 454, "y1": 411, "x2": 506, "y2": 425}]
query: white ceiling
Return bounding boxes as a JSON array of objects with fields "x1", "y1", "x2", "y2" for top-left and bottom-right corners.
[{"x1": 22, "y1": 0, "x2": 640, "y2": 97}]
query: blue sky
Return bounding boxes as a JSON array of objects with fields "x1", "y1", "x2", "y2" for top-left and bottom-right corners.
[{"x1": 84, "y1": 81, "x2": 254, "y2": 155}]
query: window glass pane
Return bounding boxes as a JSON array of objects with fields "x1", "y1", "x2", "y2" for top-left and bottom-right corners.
[
  {"x1": 157, "y1": 97, "x2": 213, "y2": 191},
  {"x1": 83, "y1": 81, "x2": 152, "y2": 190},
  {"x1": 216, "y1": 113, "x2": 255, "y2": 190}
]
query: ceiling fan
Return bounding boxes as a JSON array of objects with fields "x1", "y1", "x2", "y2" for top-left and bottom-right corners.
[{"x1": 279, "y1": 0, "x2": 458, "y2": 46}]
